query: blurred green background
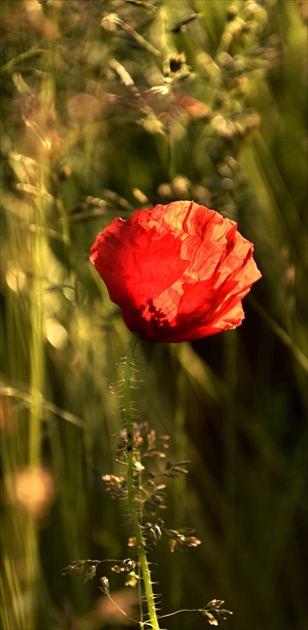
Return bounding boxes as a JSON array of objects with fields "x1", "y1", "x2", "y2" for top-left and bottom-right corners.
[{"x1": 0, "y1": 1, "x2": 307, "y2": 629}]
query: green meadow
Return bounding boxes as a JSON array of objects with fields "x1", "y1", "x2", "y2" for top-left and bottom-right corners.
[{"x1": 0, "y1": 1, "x2": 307, "y2": 629}]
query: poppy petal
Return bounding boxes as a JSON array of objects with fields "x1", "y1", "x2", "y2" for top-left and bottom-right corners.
[{"x1": 90, "y1": 201, "x2": 261, "y2": 342}]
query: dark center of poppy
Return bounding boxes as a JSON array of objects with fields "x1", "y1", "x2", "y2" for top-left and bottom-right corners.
[{"x1": 142, "y1": 299, "x2": 172, "y2": 334}]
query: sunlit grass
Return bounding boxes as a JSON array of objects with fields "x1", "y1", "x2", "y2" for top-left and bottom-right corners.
[{"x1": 1, "y1": 1, "x2": 307, "y2": 629}]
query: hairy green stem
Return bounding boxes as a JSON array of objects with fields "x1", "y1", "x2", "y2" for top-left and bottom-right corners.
[{"x1": 124, "y1": 333, "x2": 160, "y2": 630}]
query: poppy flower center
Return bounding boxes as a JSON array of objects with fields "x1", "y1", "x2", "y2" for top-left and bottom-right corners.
[{"x1": 141, "y1": 299, "x2": 171, "y2": 334}]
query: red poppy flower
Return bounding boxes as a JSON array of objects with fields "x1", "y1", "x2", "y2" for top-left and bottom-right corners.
[{"x1": 90, "y1": 201, "x2": 261, "y2": 342}]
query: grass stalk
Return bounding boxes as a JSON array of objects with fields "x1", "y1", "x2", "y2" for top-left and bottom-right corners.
[{"x1": 124, "y1": 333, "x2": 161, "y2": 630}]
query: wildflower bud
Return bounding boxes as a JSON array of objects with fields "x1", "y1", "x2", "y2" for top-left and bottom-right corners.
[
  {"x1": 58, "y1": 165, "x2": 71, "y2": 181},
  {"x1": 226, "y1": 6, "x2": 238, "y2": 21},
  {"x1": 99, "y1": 576, "x2": 110, "y2": 595}
]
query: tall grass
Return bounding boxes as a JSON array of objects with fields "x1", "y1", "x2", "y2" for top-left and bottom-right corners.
[{"x1": 1, "y1": 1, "x2": 307, "y2": 629}]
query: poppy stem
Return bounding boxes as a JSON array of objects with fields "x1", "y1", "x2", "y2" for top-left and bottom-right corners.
[{"x1": 124, "y1": 332, "x2": 161, "y2": 630}]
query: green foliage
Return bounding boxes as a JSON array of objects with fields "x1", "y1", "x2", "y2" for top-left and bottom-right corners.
[{"x1": 0, "y1": 1, "x2": 307, "y2": 629}]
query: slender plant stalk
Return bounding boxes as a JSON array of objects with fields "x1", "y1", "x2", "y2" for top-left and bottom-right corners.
[{"x1": 124, "y1": 333, "x2": 161, "y2": 630}]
